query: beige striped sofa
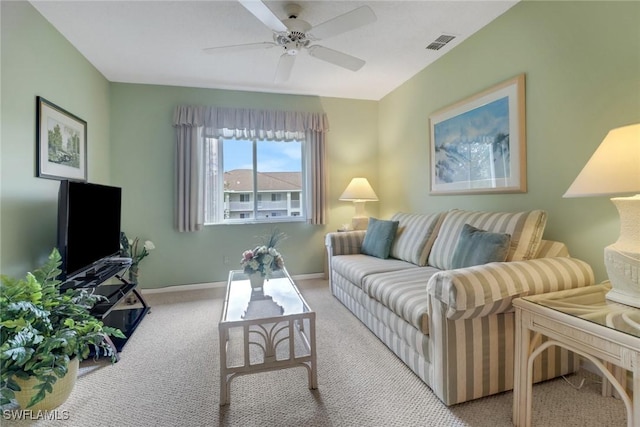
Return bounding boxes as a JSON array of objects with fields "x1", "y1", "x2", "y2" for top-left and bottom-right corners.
[{"x1": 325, "y1": 209, "x2": 595, "y2": 406}]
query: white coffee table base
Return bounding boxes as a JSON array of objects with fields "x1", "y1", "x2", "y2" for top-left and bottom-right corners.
[
  {"x1": 218, "y1": 270, "x2": 317, "y2": 406},
  {"x1": 219, "y1": 313, "x2": 317, "y2": 406}
]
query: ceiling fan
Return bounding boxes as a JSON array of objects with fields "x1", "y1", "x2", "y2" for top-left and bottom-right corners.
[{"x1": 204, "y1": 1, "x2": 377, "y2": 83}]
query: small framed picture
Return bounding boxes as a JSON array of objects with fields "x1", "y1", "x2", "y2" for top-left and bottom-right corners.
[
  {"x1": 429, "y1": 74, "x2": 526, "y2": 195},
  {"x1": 36, "y1": 96, "x2": 87, "y2": 181}
]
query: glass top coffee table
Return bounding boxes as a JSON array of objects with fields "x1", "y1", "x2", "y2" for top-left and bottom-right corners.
[
  {"x1": 218, "y1": 268, "x2": 317, "y2": 405},
  {"x1": 513, "y1": 283, "x2": 640, "y2": 427}
]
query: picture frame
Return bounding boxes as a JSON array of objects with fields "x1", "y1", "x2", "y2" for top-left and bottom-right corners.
[
  {"x1": 36, "y1": 96, "x2": 87, "y2": 182},
  {"x1": 429, "y1": 74, "x2": 526, "y2": 195}
]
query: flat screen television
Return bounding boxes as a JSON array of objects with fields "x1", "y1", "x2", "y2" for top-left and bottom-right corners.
[{"x1": 57, "y1": 180, "x2": 122, "y2": 280}]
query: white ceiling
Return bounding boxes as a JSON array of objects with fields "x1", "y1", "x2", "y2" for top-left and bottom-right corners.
[{"x1": 31, "y1": 1, "x2": 518, "y2": 101}]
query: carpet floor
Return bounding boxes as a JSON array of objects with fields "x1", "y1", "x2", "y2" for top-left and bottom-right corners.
[{"x1": 3, "y1": 279, "x2": 627, "y2": 426}]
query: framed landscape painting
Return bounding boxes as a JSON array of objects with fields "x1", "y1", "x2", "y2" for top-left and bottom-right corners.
[
  {"x1": 429, "y1": 74, "x2": 526, "y2": 195},
  {"x1": 36, "y1": 96, "x2": 87, "y2": 181}
]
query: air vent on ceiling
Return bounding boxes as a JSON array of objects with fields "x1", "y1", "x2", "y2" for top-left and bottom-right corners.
[{"x1": 426, "y1": 34, "x2": 456, "y2": 51}]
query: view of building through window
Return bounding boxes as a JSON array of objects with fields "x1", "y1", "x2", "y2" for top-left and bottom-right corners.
[{"x1": 203, "y1": 138, "x2": 304, "y2": 224}]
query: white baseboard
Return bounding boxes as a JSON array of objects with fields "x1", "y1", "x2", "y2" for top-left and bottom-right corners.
[
  {"x1": 140, "y1": 281, "x2": 225, "y2": 294},
  {"x1": 140, "y1": 272, "x2": 325, "y2": 295}
]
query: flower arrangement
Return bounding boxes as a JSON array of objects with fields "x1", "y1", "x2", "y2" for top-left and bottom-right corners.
[
  {"x1": 240, "y1": 229, "x2": 286, "y2": 279},
  {"x1": 120, "y1": 232, "x2": 155, "y2": 280}
]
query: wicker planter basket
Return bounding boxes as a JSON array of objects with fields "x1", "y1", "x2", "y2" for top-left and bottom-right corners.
[{"x1": 13, "y1": 357, "x2": 80, "y2": 410}]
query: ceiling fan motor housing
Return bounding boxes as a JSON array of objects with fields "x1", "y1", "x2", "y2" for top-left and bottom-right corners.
[{"x1": 274, "y1": 15, "x2": 311, "y2": 54}]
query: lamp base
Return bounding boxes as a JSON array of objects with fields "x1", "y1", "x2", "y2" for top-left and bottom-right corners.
[
  {"x1": 604, "y1": 245, "x2": 640, "y2": 308},
  {"x1": 351, "y1": 216, "x2": 369, "y2": 230}
]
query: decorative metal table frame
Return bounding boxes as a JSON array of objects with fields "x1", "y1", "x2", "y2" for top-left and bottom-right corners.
[
  {"x1": 513, "y1": 283, "x2": 640, "y2": 427},
  {"x1": 218, "y1": 269, "x2": 317, "y2": 405}
]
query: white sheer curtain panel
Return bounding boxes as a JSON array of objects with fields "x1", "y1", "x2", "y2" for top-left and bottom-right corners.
[{"x1": 173, "y1": 106, "x2": 329, "y2": 230}]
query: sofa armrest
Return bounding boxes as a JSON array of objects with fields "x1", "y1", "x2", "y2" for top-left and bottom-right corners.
[
  {"x1": 427, "y1": 257, "x2": 595, "y2": 320},
  {"x1": 325, "y1": 230, "x2": 367, "y2": 256}
]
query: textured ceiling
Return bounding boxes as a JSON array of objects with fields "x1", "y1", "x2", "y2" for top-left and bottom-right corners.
[{"x1": 31, "y1": 1, "x2": 518, "y2": 100}]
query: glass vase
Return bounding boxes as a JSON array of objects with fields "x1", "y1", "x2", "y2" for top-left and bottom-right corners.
[{"x1": 249, "y1": 272, "x2": 265, "y2": 289}]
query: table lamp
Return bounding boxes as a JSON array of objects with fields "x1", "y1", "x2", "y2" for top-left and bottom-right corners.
[
  {"x1": 339, "y1": 177, "x2": 379, "y2": 230},
  {"x1": 563, "y1": 123, "x2": 640, "y2": 307}
]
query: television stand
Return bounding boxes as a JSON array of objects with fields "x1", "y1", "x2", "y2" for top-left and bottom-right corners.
[{"x1": 62, "y1": 262, "x2": 150, "y2": 352}]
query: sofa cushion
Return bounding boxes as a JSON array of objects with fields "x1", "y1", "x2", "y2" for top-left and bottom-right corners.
[
  {"x1": 389, "y1": 212, "x2": 444, "y2": 266},
  {"x1": 331, "y1": 254, "x2": 418, "y2": 289},
  {"x1": 451, "y1": 224, "x2": 511, "y2": 269},
  {"x1": 361, "y1": 217, "x2": 399, "y2": 259},
  {"x1": 428, "y1": 209, "x2": 547, "y2": 270},
  {"x1": 362, "y1": 296, "x2": 432, "y2": 358},
  {"x1": 535, "y1": 240, "x2": 570, "y2": 258},
  {"x1": 362, "y1": 267, "x2": 441, "y2": 334}
]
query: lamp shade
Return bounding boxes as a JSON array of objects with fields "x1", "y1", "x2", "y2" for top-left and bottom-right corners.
[
  {"x1": 563, "y1": 123, "x2": 640, "y2": 198},
  {"x1": 339, "y1": 178, "x2": 379, "y2": 201}
]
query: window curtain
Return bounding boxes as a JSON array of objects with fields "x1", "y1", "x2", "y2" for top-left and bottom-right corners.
[
  {"x1": 174, "y1": 121, "x2": 204, "y2": 232},
  {"x1": 305, "y1": 128, "x2": 327, "y2": 225},
  {"x1": 173, "y1": 106, "x2": 329, "y2": 231}
]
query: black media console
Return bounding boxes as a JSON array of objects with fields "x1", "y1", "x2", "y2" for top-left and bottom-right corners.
[{"x1": 61, "y1": 260, "x2": 150, "y2": 352}]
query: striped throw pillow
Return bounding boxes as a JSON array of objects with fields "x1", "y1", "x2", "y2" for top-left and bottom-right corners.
[
  {"x1": 389, "y1": 212, "x2": 444, "y2": 266},
  {"x1": 428, "y1": 209, "x2": 547, "y2": 270}
]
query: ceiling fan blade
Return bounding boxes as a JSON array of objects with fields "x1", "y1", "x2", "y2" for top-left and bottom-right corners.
[
  {"x1": 307, "y1": 6, "x2": 376, "y2": 40},
  {"x1": 274, "y1": 53, "x2": 295, "y2": 83},
  {"x1": 203, "y1": 42, "x2": 277, "y2": 54},
  {"x1": 238, "y1": 0, "x2": 287, "y2": 33},
  {"x1": 307, "y1": 45, "x2": 365, "y2": 71}
]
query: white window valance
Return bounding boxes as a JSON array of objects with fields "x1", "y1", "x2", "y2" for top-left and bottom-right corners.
[{"x1": 173, "y1": 105, "x2": 329, "y2": 140}]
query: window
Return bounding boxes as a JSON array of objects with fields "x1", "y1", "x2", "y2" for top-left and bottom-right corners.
[{"x1": 203, "y1": 138, "x2": 306, "y2": 224}]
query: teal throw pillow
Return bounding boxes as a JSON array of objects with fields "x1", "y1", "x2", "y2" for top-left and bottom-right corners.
[
  {"x1": 451, "y1": 224, "x2": 511, "y2": 269},
  {"x1": 361, "y1": 217, "x2": 399, "y2": 259}
]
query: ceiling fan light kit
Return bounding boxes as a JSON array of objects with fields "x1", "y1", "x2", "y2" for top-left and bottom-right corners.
[{"x1": 204, "y1": 1, "x2": 377, "y2": 82}]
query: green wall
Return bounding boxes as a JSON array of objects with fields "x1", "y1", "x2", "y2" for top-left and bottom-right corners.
[
  {"x1": 0, "y1": 1, "x2": 377, "y2": 287},
  {"x1": 2, "y1": 1, "x2": 638, "y2": 287},
  {"x1": 378, "y1": 0, "x2": 640, "y2": 282},
  {"x1": 0, "y1": 2, "x2": 377, "y2": 287},
  {"x1": 109, "y1": 84, "x2": 377, "y2": 287},
  {"x1": 1, "y1": 1, "x2": 111, "y2": 277}
]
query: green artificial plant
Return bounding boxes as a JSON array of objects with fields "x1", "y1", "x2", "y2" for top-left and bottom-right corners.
[{"x1": 0, "y1": 248, "x2": 125, "y2": 408}]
